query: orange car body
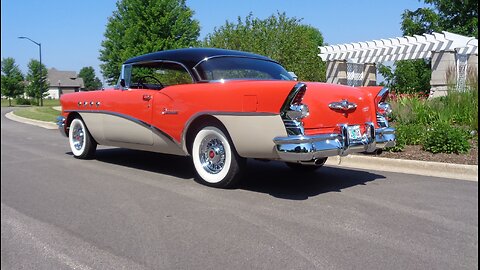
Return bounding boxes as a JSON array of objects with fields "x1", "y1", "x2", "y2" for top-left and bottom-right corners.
[{"x1": 58, "y1": 48, "x2": 395, "y2": 187}]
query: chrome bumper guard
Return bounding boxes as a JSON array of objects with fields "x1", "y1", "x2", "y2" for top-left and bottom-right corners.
[
  {"x1": 274, "y1": 123, "x2": 396, "y2": 162},
  {"x1": 57, "y1": 116, "x2": 67, "y2": 137}
]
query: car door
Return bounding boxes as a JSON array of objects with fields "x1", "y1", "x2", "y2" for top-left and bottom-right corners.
[{"x1": 102, "y1": 88, "x2": 155, "y2": 145}]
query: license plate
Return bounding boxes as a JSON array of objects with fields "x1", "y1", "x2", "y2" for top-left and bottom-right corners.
[{"x1": 347, "y1": 125, "x2": 361, "y2": 140}]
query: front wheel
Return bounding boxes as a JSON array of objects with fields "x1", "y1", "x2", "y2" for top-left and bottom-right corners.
[
  {"x1": 191, "y1": 126, "x2": 244, "y2": 188},
  {"x1": 69, "y1": 118, "x2": 97, "y2": 159}
]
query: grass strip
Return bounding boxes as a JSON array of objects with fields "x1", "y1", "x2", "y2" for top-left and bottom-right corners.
[
  {"x1": 1, "y1": 99, "x2": 60, "y2": 107},
  {"x1": 13, "y1": 106, "x2": 60, "y2": 123}
]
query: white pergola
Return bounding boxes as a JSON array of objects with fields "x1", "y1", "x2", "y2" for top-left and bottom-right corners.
[
  {"x1": 318, "y1": 31, "x2": 478, "y2": 96},
  {"x1": 318, "y1": 31, "x2": 478, "y2": 64}
]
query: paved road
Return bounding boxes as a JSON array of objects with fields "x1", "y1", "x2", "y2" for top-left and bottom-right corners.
[{"x1": 1, "y1": 107, "x2": 478, "y2": 270}]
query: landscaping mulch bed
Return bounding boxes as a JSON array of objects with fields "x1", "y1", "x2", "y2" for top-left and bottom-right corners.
[{"x1": 361, "y1": 142, "x2": 478, "y2": 165}]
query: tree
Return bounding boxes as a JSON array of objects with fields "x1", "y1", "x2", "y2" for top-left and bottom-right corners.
[
  {"x1": 386, "y1": 0, "x2": 478, "y2": 95},
  {"x1": 377, "y1": 63, "x2": 394, "y2": 88},
  {"x1": 204, "y1": 12, "x2": 326, "y2": 82},
  {"x1": 395, "y1": 60, "x2": 432, "y2": 94},
  {"x1": 79, "y1": 66, "x2": 102, "y2": 90},
  {"x1": 25, "y1": 59, "x2": 49, "y2": 105},
  {"x1": 99, "y1": 0, "x2": 200, "y2": 85},
  {"x1": 402, "y1": 0, "x2": 478, "y2": 38},
  {"x1": 1, "y1": 58, "x2": 25, "y2": 106}
]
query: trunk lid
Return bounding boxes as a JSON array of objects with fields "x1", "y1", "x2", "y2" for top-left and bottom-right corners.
[{"x1": 301, "y1": 83, "x2": 376, "y2": 134}]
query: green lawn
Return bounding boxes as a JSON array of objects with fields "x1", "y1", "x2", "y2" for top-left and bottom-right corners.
[
  {"x1": 13, "y1": 106, "x2": 61, "y2": 123},
  {"x1": 1, "y1": 98, "x2": 60, "y2": 107}
]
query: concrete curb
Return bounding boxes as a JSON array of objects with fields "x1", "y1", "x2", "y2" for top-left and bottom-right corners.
[
  {"x1": 5, "y1": 111, "x2": 57, "y2": 130},
  {"x1": 325, "y1": 155, "x2": 478, "y2": 182},
  {"x1": 4, "y1": 110, "x2": 478, "y2": 182}
]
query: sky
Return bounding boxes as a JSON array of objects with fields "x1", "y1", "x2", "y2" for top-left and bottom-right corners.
[{"x1": 1, "y1": 0, "x2": 430, "y2": 85}]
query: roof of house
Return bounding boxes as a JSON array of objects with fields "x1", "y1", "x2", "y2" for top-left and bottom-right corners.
[{"x1": 47, "y1": 68, "x2": 84, "y2": 88}]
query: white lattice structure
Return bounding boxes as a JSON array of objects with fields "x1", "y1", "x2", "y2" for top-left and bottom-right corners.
[
  {"x1": 319, "y1": 31, "x2": 478, "y2": 97},
  {"x1": 456, "y1": 54, "x2": 468, "y2": 91},
  {"x1": 319, "y1": 31, "x2": 478, "y2": 63},
  {"x1": 346, "y1": 62, "x2": 364, "y2": 86}
]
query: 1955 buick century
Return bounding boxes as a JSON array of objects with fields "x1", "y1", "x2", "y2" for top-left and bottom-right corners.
[{"x1": 58, "y1": 48, "x2": 395, "y2": 188}]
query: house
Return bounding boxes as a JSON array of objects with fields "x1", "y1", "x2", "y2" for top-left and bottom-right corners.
[{"x1": 46, "y1": 68, "x2": 84, "y2": 99}]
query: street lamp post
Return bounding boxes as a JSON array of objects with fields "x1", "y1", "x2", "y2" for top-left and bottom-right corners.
[{"x1": 18, "y1": 36, "x2": 43, "y2": 106}]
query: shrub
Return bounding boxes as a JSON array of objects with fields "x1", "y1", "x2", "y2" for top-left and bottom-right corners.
[
  {"x1": 386, "y1": 123, "x2": 426, "y2": 152},
  {"x1": 389, "y1": 94, "x2": 436, "y2": 125},
  {"x1": 15, "y1": 97, "x2": 31, "y2": 105},
  {"x1": 390, "y1": 87, "x2": 478, "y2": 130},
  {"x1": 423, "y1": 122, "x2": 471, "y2": 154}
]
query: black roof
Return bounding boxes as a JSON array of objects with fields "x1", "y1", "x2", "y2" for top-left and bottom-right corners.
[{"x1": 123, "y1": 48, "x2": 276, "y2": 69}]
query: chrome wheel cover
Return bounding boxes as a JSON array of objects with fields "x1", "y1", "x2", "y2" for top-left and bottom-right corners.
[
  {"x1": 71, "y1": 122, "x2": 85, "y2": 151},
  {"x1": 199, "y1": 135, "x2": 226, "y2": 174}
]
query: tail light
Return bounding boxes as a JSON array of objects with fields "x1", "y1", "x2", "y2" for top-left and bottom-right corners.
[
  {"x1": 281, "y1": 83, "x2": 309, "y2": 120},
  {"x1": 375, "y1": 87, "x2": 392, "y2": 127},
  {"x1": 375, "y1": 88, "x2": 392, "y2": 116},
  {"x1": 281, "y1": 83, "x2": 309, "y2": 135},
  {"x1": 291, "y1": 86, "x2": 307, "y2": 105}
]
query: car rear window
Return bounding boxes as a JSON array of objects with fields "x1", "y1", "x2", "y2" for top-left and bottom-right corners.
[{"x1": 195, "y1": 57, "x2": 294, "y2": 82}]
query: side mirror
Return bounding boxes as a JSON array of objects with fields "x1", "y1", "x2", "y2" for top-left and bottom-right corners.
[{"x1": 120, "y1": 79, "x2": 126, "y2": 87}]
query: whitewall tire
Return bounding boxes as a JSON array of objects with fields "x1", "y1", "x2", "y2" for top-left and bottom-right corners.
[
  {"x1": 191, "y1": 126, "x2": 244, "y2": 188},
  {"x1": 69, "y1": 118, "x2": 97, "y2": 159}
]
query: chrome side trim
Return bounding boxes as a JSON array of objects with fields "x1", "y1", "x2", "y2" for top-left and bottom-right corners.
[
  {"x1": 283, "y1": 119, "x2": 304, "y2": 135},
  {"x1": 376, "y1": 113, "x2": 389, "y2": 128},
  {"x1": 64, "y1": 110, "x2": 180, "y2": 145}
]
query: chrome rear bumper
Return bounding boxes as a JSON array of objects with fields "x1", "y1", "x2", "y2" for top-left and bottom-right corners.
[{"x1": 274, "y1": 123, "x2": 395, "y2": 162}]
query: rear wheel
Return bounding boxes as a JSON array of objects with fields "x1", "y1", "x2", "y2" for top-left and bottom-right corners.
[
  {"x1": 191, "y1": 125, "x2": 244, "y2": 188},
  {"x1": 285, "y1": 157, "x2": 327, "y2": 172},
  {"x1": 69, "y1": 118, "x2": 97, "y2": 159}
]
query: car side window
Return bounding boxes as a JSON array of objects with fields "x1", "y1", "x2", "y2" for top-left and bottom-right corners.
[{"x1": 129, "y1": 62, "x2": 193, "y2": 90}]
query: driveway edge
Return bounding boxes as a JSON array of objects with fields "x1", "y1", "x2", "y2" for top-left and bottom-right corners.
[
  {"x1": 326, "y1": 155, "x2": 478, "y2": 181},
  {"x1": 5, "y1": 111, "x2": 57, "y2": 130}
]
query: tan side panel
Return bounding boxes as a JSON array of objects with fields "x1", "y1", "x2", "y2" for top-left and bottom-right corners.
[
  {"x1": 80, "y1": 112, "x2": 186, "y2": 156},
  {"x1": 79, "y1": 112, "x2": 107, "y2": 144},
  {"x1": 103, "y1": 114, "x2": 153, "y2": 145},
  {"x1": 152, "y1": 130, "x2": 187, "y2": 156},
  {"x1": 215, "y1": 115, "x2": 287, "y2": 159}
]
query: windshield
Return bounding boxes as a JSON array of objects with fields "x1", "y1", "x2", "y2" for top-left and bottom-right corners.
[{"x1": 195, "y1": 57, "x2": 294, "y2": 81}]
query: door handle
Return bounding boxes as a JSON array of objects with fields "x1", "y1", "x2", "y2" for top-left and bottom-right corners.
[{"x1": 143, "y1": 94, "x2": 152, "y2": 101}]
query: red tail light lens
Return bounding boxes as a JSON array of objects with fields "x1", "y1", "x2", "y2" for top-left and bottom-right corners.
[
  {"x1": 375, "y1": 88, "x2": 391, "y2": 116},
  {"x1": 375, "y1": 88, "x2": 389, "y2": 105},
  {"x1": 291, "y1": 87, "x2": 306, "y2": 105}
]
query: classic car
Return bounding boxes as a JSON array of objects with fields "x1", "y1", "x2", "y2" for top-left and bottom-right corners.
[{"x1": 58, "y1": 48, "x2": 395, "y2": 188}]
